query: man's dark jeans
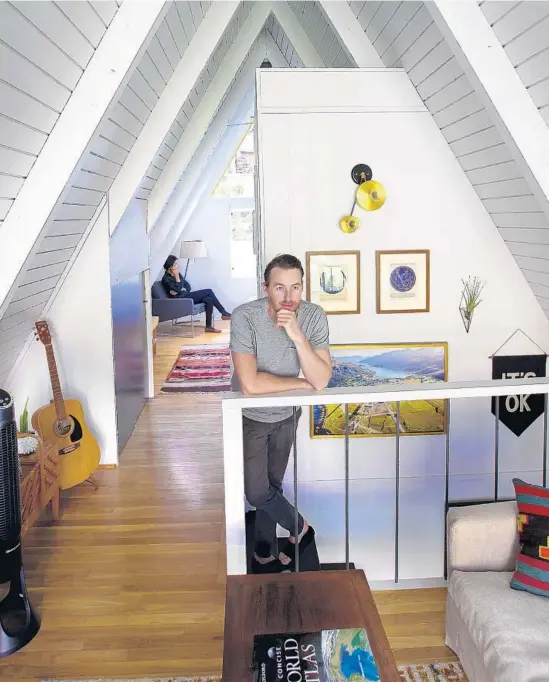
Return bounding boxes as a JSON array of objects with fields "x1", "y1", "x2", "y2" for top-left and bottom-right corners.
[{"x1": 243, "y1": 410, "x2": 304, "y2": 559}]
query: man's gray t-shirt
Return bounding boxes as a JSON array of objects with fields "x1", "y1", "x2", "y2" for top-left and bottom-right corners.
[{"x1": 229, "y1": 297, "x2": 330, "y2": 423}]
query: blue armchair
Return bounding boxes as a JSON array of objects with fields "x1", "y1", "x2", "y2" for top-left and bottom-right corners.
[{"x1": 151, "y1": 281, "x2": 206, "y2": 336}]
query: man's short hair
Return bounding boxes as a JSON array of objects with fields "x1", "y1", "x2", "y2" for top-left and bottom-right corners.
[{"x1": 264, "y1": 254, "x2": 304, "y2": 284}]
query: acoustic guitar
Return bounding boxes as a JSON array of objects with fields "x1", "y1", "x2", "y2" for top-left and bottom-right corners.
[{"x1": 33, "y1": 320, "x2": 101, "y2": 490}]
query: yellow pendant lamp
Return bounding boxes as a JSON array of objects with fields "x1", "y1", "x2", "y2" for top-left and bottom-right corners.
[
  {"x1": 340, "y1": 215, "x2": 360, "y2": 233},
  {"x1": 339, "y1": 164, "x2": 386, "y2": 233},
  {"x1": 356, "y1": 180, "x2": 386, "y2": 211}
]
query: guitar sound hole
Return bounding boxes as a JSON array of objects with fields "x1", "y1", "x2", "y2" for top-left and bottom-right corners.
[
  {"x1": 54, "y1": 418, "x2": 72, "y2": 437},
  {"x1": 69, "y1": 414, "x2": 83, "y2": 442}
]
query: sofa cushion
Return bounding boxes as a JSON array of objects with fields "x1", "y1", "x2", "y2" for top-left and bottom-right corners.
[
  {"x1": 512, "y1": 478, "x2": 549, "y2": 598},
  {"x1": 151, "y1": 281, "x2": 169, "y2": 299},
  {"x1": 449, "y1": 570, "x2": 549, "y2": 682}
]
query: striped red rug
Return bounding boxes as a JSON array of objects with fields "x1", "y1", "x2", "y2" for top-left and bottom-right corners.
[{"x1": 161, "y1": 344, "x2": 232, "y2": 393}]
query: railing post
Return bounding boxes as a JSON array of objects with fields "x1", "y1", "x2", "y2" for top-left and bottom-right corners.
[
  {"x1": 222, "y1": 401, "x2": 247, "y2": 575},
  {"x1": 293, "y1": 406, "x2": 299, "y2": 573},
  {"x1": 543, "y1": 393, "x2": 547, "y2": 488},
  {"x1": 444, "y1": 399, "x2": 451, "y2": 579},
  {"x1": 344, "y1": 403, "x2": 350, "y2": 571},
  {"x1": 494, "y1": 395, "x2": 500, "y2": 501},
  {"x1": 395, "y1": 401, "x2": 400, "y2": 584}
]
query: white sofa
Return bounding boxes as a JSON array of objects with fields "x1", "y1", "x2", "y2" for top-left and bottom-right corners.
[{"x1": 446, "y1": 500, "x2": 549, "y2": 682}]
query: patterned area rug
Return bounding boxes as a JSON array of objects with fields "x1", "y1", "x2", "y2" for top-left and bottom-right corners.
[
  {"x1": 398, "y1": 661, "x2": 468, "y2": 681},
  {"x1": 42, "y1": 661, "x2": 468, "y2": 681},
  {"x1": 161, "y1": 344, "x2": 231, "y2": 393}
]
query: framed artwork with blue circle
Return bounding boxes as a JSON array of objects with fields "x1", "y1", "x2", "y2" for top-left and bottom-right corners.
[{"x1": 376, "y1": 250, "x2": 430, "y2": 313}]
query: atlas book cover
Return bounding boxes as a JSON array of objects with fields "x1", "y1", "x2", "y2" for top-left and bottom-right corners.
[{"x1": 252, "y1": 627, "x2": 380, "y2": 682}]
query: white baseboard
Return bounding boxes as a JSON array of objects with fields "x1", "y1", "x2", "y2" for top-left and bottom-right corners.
[{"x1": 368, "y1": 577, "x2": 448, "y2": 591}]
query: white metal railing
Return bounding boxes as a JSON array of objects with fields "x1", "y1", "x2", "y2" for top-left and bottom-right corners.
[{"x1": 221, "y1": 377, "x2": 549, "y2": 577}]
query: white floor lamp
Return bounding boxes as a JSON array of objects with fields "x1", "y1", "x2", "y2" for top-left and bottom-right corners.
[{"x1": 180, "y1": 240, "x2": 207, "y2": 279}]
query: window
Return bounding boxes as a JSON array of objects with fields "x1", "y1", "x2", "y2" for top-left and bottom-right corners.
[
  {"x1": 230, "y1": 209, "x2": 256, "y2": 278},
  {"x1": 213, "y1": 124, "x2": 255, "y2": 198}
]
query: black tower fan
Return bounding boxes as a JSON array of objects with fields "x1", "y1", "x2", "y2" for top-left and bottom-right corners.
[{"x1": 0, "y1": 389, "x2": 40, "y2": 656}]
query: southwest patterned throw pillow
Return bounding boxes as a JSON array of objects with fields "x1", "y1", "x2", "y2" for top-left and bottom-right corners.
[{"x1": 511, "y1": 478, "x2": 549, "y2": 597}]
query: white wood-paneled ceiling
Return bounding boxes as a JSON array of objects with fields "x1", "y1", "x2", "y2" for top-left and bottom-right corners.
[{"x1": 1, "y1": 0, "x2": 549, "y2": 386}]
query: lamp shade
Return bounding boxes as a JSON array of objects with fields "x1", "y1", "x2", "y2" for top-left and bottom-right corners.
[{"x1": 180, "y1": 240, "x2": 207, "y2": 259}]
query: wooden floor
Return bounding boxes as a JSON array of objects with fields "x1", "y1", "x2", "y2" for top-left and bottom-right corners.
[{"x1": 0, "y1": 319, "x2": 456, "y2": 681}]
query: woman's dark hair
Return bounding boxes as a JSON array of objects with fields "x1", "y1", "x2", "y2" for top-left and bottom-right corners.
[
  {"x1": 264, "y1": 254, "x2": 304, "y2": 284},
  {"x1": 163, "y1": 254, "x2": 178, "y2": 271}
]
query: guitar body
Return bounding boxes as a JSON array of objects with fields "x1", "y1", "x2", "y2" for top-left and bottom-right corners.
[{"x1": 32, "y1": 399, "x2": 101, "y2": 490}]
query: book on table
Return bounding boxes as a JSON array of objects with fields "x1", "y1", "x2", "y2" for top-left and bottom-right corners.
[{"x1": 252, "y1": 627, "x2": 380, "y2": 682}]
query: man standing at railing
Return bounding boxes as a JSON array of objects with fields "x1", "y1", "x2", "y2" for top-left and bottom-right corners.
[{"x1": 230, "y1": 253, "x2": 332, "y2": 574}]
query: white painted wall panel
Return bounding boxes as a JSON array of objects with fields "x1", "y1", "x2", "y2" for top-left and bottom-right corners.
[
  {"x1": 475, "y1": 177, "x2": 531, "y2": 199},
  {"x1": 0, "y1": 43, "x2": 71, "y2": 113},
  {"x1": 20, "y1": 261, "x2": 67, "y2": 287},
  {"x1": 0, "y1": 81, "x2": 58, "y2": 133},
  {"x1": 147, "y1": 35, "x2": 175, "y2": 83},
  {"x1": 0, "y1": 199, "x2": 13, "y2": 221},
  {"x1": 90, "y1": 0, "x2": 119, "y2": 27},
  {"x1": 289, "y1": 2, "x2": 347, "y2": 66},
  {"x1": 478, "y1": 1, "x2": 519, "y2": 26},
  {"x1": 373, "y1": 1, "x2": 423, "y2": 61},
  {"x1": 482, "y1": 2, "x2": 549, "y2": 130},
  {"x1": 16, "y1": 1, "x2": 95, "y2": 69},
  {"x1": 255, "y1": 68, "x2": 549, "y2": 581},
  {"x1": 7, "y1": 206, "x2": 118, "y2": 466},
  {"x1": 128, "y1": 69, "x2": 159, "y2": 112},
  {"x1": 0, "y1": 117, "x2": 47, "y2": 156},
  {"x1": 0, "y1": 0, "x2": 113, "y2": 257},
  {"x1": 500, "y1": 15, "x2": 549, "y2": 68},
  {"x1": 109, "y1": 103, "x2": 143, "y2": 138},
  {"x1": 0, "y1": 147, "x2": 35, "y2": 178},
  {"x1": 320, "y1": 4, "x2": 549, "y2": 317},
  {"x1": 450, "y1": 126, "x2": 502, "y2": 157},
  {"x1": 441, "y1": 108, "x2": 494, "y2": 144},
  {"x1": 487, "y1": 1, "x2": 549, "y2": 45},
  {"x1": 0, "y1": 175, "x2": 25, "y2": 200},
  {"x1": 0, "y1": 2, "x2": 83, "y2": 88},
  {"x1": 415, "y1": 55, "x2": 462, "y2": 99},
  {"x1": 55, "y1": 0, "x2": 108, "y2": 48}
]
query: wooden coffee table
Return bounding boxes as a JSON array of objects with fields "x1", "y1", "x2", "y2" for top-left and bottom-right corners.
[{"x1": 222, "y1": 569, "x2": 399, "y2": 681}]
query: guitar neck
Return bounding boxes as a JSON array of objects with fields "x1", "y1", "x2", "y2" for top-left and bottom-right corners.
[{"x1": 45, "y1": 343, "x2": 67, "y2": 420}]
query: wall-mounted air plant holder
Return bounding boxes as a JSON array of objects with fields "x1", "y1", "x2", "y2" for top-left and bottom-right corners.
[
  {"x1": 459, "y1": 276, "x2": 485, "y2": 333},
  {"x1": 339, "y1": 164, "x2": 387, "y2": 234}
]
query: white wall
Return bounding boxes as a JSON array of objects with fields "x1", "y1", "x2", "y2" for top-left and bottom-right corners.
[
  {"x1": 8, "y1": 205, "x2": 118, "y2": 466},
  {"x1": 177, "y1": 195, "x2": 256, "y2": 314},
  {"x1": 256, "y1": 68, "x2": 549, "y2": 583}
]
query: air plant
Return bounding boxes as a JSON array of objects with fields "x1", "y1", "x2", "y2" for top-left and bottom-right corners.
[
  {"x1": 18, "y1": 397, "x2": 29, "y2": 434},
  {"x1": 17, "y1": 397, "x2": 38, "y2": 455},
  {"x1": 459, "y1": 276, "x2": 486, "y2": 333}
]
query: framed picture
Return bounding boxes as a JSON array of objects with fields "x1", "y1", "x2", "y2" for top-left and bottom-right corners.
[
  {"x1": 306, "y1": 250, "x2": 360, "y2": 315},
  {"x1": 376, "y1": 250, "x2": 430, "y2": 314},
  {"x1": 311, "y1": 342, "x2": 448, "y2": 438}
]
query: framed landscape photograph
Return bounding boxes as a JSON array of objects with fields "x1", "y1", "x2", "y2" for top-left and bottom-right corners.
[
  {"x1": 311, "y1": 342, "x2": 448, "y2": 438},
  {"x1": 306, "y1": 250, "x2": 360, "y2": 315},
  {"x1": 376, "y1": 250, "x2": 430, "y2": 314}
]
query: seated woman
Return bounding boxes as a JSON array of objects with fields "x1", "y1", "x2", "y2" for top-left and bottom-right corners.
[{"x1": 161, "y1": 255, "x2": 231, "y2": 333}]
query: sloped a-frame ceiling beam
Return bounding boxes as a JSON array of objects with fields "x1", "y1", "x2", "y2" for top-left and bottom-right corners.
[
  {"x1": 0, "y1": 0, "x2": 167, "y2": 316},
  {"x1": 108, "y1": 1, "x2": 240, "y2": 235},
  {"x1": 318, "y1": 0, "x2": 383, "y2": 67},
  {"x1": 147, "y1": 1, "x2": 272, "y2": 232},
  {"x1": 273, "y1": 1, "x2": 324, "y2": 67},
  {"x1": 148, "y1": 1, "x2": 325, "y2": 231},
  {"x1": 150, "y1": 31, "x2": 291, "y2": 278},
  {"x1": 428, "y1": 0, "x2": 549, "y2": 219}
]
